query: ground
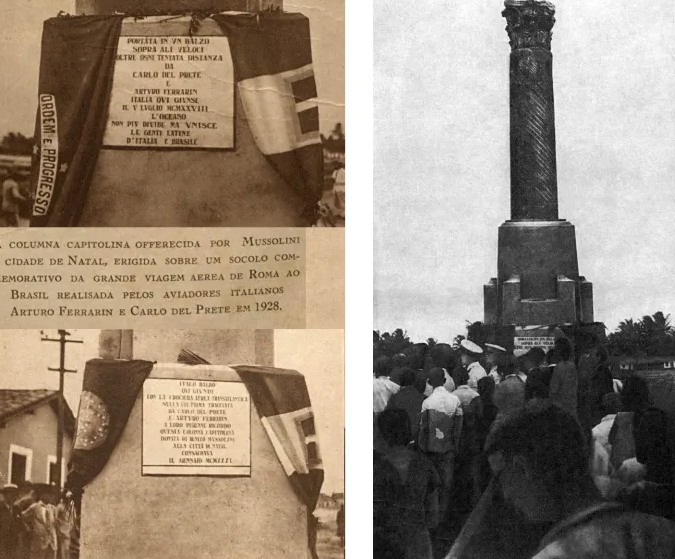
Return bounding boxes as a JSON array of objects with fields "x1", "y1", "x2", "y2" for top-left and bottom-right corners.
[{"x1": 315, "y1": 505, "x2": 345, "y2": 559}]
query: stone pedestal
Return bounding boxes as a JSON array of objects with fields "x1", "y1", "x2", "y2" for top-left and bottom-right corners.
[
  {"x1": 497, "y1": 220, "x2": 578, "y2": 300},
  {"x1": 75, "y1": 16, "x2": 307, "y2": 227},
  {"x1": 79, "y1": 363, "x2": 307, "y2": 559},
  {"x1": 485, "y1": 220, "x2": 595, "y2": 326},
  {"x1": 65, "y1": 0, "x2": 320, "y2": 227}
]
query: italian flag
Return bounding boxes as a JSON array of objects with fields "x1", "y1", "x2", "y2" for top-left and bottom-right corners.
[{"x1": 213, "y1": 13, "x2": 324, "y2": 221}]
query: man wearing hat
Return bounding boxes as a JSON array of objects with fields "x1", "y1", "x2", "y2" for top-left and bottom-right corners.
[
  {"x1": 0, "y1": 483, "x2": 19, "y2": 558},
  {"x1": 485, "y1": 343, "x2": 507, "y2": 385},
  {"x1": 459, "y1": 339, "x2": 486, "y2": 390}
]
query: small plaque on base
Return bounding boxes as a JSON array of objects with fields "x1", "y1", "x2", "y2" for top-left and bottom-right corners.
[{"x1": 142, "y1": 378, "x2": 251, "y2": 476}]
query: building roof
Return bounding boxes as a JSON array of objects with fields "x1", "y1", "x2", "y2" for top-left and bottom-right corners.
[{"x1": 0, "y1": 390, "x2": 75, "y2": 438}]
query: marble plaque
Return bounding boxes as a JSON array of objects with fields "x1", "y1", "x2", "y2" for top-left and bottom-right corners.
[
  {"x1": 103, "y1": 36, "x2": 234, "y2": 149},
  {"x1": 142, "y1": 378, "x2": 251, "y2": 475}
]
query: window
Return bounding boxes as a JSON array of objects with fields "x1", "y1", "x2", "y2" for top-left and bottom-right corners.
[
  {"x1": 48, "y1": 459, "x2": 58, "y2": 486},
  {"x1": 10, "y1": 454, "x2": 26, "y2": 485},
  {"x1": 8, "y1": 444, "x2": 33, "y2": 484},
  {"x1": 47, "y1": 455, "x2": 66, "y2": 486}
]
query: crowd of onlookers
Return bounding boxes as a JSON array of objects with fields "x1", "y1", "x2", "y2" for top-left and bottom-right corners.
[
  {"x1": 374, "y1": 337, "x2": 675, "y2": 559},
  {"x1": 0, "y1": 481, "x2": 76, "y2": 559}
]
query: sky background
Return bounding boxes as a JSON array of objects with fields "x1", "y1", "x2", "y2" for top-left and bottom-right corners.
[
  {"x1": 0, "y1": 329, "x2": 344, "y2": 492},
  {"x1": 374, "y1": 0, "x2": 675, "y2": 343},
  {"x1": 0, "y1": 0, "x2": 344, "y2": 138}
]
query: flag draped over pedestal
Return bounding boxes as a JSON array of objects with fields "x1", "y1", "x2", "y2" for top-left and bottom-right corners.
[
  {"x1": 66, "y1": 359, "x2": 154, "y2": 491},
  {"x1": 30, "y1": 16, "x2": 124, "y2": 227},
  {"x1": 67, "y1": 356, "x2": 324, "y2": 558},
  {"x1": 29, "y1": 13, "x2": 324, "y2": 226},
  {"x1": 177, "y1": 350, "x2": 325, "y2": 514},
  {"x1": 213, "y1": 13, "x2": 324, "y2": 223}
]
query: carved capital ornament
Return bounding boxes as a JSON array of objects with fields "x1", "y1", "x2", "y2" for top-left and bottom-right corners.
[{"x1": 502, "y1": 0, "x2": 556, "y2": 51}]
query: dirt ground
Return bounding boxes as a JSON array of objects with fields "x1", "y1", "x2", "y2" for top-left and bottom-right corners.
[{"x1": 315, "y1": 506, "x2": 345, "y2": 559}]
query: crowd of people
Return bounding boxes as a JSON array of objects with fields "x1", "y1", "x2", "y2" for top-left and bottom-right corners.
[
  {"x1": 373, "y1": 337, "x2": 675, "y2": 559},
  {"x1": 0, "y1": 482, "x2": 76, "y2": 559}
]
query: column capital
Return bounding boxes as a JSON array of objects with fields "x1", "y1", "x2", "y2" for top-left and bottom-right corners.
[{"x1": 502, "y1": 0, "x2": 556, "y2": 51}]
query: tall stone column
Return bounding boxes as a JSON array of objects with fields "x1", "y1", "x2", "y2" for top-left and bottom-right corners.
[
  {"x1": 484, "y1": 1, "x2": 594, "y2": 327},
  {"x1": 503, "y1": 0, "x2": 558, "y2": 221}
]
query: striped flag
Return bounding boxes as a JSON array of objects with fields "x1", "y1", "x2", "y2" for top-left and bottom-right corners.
[
  {"x1": 214, "y1": 13, "x2": 325, "y2": 223},
  {"x1": 177, "y1": 352, "x2": 325, "y2": 557},
  {"x1": 177, "y1": 351, "x2": 325, "y2": 509}
]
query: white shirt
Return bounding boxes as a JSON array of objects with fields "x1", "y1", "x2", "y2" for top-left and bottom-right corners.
[
  {"x1": 373, "y1": 377, "x2": 399, "y2": 413},
  {"x1": 489, "y1": 365, "x2": 501, "y2": 385},
  {"x1": 467, "y1": 361, "x2": 487, "y2": 390},
  {"x1": 453, "y1": 385, "x2": 480, "y2": 409},
  {"x1": 332, "y1": 168, "x2": 345, "y2": 186},
  {"x1": 422, "y1": 386, "x2": 463, "y2": 418},
  {"x1": 592, "y1": 414, "x2": 617, "y2": 450}
]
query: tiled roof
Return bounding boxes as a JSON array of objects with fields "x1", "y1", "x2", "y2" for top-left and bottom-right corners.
[
  {"x1": 0, "y1": 390, "x2": 56, "y2": 420},
  {"x1": 0, "y1": 390, "x2": 75, "y2": 437}
]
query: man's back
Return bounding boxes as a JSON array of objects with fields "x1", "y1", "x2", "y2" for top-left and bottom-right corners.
[{"x1": 422, "y1": 386, "x2": 461, "y2": 416}]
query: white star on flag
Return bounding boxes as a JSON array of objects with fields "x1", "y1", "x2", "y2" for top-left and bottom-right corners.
[{"x1": 59, "y1": 163, "x2": 68, "y2": 173}]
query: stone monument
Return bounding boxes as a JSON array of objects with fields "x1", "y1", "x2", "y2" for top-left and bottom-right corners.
[
  {"x1": 77, "y1": 329, "x2": 314, "y2": 559},
  {"x1": 484, "y1": 0, "x2": 594, "y2": 327},
  {"x1": 33, "y1": 0, "x2": 324, "y2": 227}
]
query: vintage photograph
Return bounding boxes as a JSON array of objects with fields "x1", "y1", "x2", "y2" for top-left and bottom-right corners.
[
  {"x1": 375, "y1": 1, "x2": 675, "y2": 558},
  {"x1": 1, "y1": 0, "x2": 345, "y2": 227},
  {"x1": 0, "y1": 328, "x2": 344, "y2": 558}
]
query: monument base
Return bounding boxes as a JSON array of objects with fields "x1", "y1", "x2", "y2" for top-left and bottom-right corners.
[
  {"x1": 79, "y1": 364, "x2": 308, "y2": 559},
  {"x1": 484, "y1": 220, "x2": 593, "y2": 326},
  {"x1": 481, "y1": 322, "x2": 607, "y2": 356}
]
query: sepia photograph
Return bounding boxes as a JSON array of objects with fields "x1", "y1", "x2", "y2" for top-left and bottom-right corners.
[
  {"x1": 0, "y1": 328, "x2": 344, "y2": 558},
  {"x1": 375, "y1": 1, "x2": 675, "y2": 558},
  {"x1": 1, "y1": 0, "x2": 345, "y2": 228}
]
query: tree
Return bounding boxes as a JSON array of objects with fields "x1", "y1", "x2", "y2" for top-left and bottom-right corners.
[
  {"x1": 373, "y1": 328, "x2": 412, "y2": 359},
  {"x1": 607, "y1": 311, "x2": 675, "y2": 357},
  {"x1": 321, "y1": 123, "x2": 345, "y2": 153},
  {"x1": 0, "y1": 132, "x2": 33, "y2": 155}
]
